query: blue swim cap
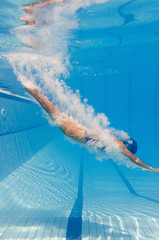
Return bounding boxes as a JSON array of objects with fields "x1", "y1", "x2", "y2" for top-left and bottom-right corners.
[{"x1": 123, "y1": 137, "x2": 137, "y2": 154}]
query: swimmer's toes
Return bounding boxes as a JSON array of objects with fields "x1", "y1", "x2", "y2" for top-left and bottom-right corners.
[
  {"x1": 19, "y1": 15, "x2": 35, "y2": 25},
  {"x1": 21, "y1": 6, "x2": 33, "y2": 14}
]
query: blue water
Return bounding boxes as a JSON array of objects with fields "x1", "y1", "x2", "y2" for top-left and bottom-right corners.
[{"x1": 1, "y1": 0, "x2": 159, "y2": 239}]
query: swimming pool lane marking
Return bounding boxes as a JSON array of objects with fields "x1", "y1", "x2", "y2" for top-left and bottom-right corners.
[
  {"x1": 66, "y1": 149, "x2": 83, "y2": 240},
  {"x1": 0, "y1": 88, "x2": 34, "y2": 104},
  {"x1": 112, "y1": 160, "x2": 159, "y2": 204}
]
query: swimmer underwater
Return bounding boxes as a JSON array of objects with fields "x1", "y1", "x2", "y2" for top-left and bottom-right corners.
[
  {"x1": 20, "y1": 0, "x2": 159, "y2": 172},
  {"x1": 24, "y1": 86, "x2": 159, "y2": 172}
]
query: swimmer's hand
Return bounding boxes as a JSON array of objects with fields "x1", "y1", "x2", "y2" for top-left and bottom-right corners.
[
  {"x1": 133, "y1": 158, "x2": 159, "y2": 172},
  {"x1": 148, "y1": 166, "x2": 159, "y2": 172},
  {"x1": 134, "y1": 158, "x2": 159, "y2": 172},
  {"x1": 115, "y1": 138, "x2": 159, "y2": 172}
]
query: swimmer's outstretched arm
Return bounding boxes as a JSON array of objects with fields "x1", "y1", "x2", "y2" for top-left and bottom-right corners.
[
  {"x1": 115, "y1": 138, "x2": 159, "y2": 172},
  {"x1": 24, "y1": 86, "x2": 86, "y2": 142}
]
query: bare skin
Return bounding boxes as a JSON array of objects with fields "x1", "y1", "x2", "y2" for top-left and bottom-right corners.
[
  {"x1": 19, "y1": 16, "x2": 35, "y2": 25},
  {"x1": 25, "y1": 86, "x2": 159, "y2": 172},
  {"x1": 20, "y1": 0, "x2": 65, "y2": 25},
  {"x1": 22, "y1": 0, "x2": 65, "y2": 13},
  {"x1": 24, "y1": 87, "x2": 86, "y2": 142}
]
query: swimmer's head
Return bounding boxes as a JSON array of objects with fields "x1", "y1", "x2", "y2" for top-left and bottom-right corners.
[{"x1": 123, "y1": 137, "x2": 137, "y2": 154}]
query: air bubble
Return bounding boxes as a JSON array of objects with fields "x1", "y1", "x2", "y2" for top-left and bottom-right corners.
[{"x1": 1, "y1": 109, "x2": 6, "y2": 118}]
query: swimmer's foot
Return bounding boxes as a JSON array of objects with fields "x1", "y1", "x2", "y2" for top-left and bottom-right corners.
[
  {"x1": 22, "y1": 0, "x2": 64, "y2": 10},
  {"x1": 21, "y1": 0, "x2": 65, "y2": 25},
  {"x1": 24, "y1": 83, "x2": 43, "y2": 97},
  {"x1": 24, "y1": 86, "x2": 39, "y2": 97},
  {"x1": 19, "y1": 15, "x2": 35, "y2": 25},
  {"x1": 21, "y1": 6, "x2": 34, "y2": 14}
]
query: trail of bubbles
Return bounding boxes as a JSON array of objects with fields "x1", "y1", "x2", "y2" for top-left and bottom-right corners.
[{"x1": 7, "y1": 0, "x2": 138, "y2": 168}]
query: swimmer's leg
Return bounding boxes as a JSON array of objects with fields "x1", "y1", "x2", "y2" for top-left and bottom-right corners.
[
  {"x1": 21, "y1": 0, "x2": 65, "y2": 26},
  {"x1": 24, "y1": 86, "x2": 86, "y2": 142},
  {"x1": 24, "y1": 86, "x2": 60, "y2": 120},
  {"x1": 22, "y1": 0, "x2": 65, "y2": 13},
  {"x1": 32, "y1": 0, "x2": 65, "y2": 6}
]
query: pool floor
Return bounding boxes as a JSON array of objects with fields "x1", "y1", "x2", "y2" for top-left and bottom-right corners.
[{"x1": 0, "y1": 137, "x2": 159, "y2": 240}]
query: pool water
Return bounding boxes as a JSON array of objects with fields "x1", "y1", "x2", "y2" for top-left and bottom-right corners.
[{"x1": 0, "y1": 0, "x2": 159, "y2": 239}]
